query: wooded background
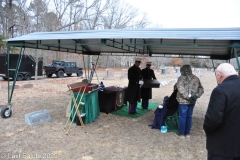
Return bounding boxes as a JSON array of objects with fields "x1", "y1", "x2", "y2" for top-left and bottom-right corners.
[{"x1": 0, "y1": 0, "x2": 238, "y2": 70}]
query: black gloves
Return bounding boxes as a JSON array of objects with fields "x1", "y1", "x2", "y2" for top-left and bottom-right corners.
[{"x1": 189, "y1": 95, "x2": 198, "y2": 103}]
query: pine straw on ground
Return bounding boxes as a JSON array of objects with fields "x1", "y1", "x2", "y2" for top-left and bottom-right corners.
[{"x1": 0, "y1": 67, "x2": 215, "y2": 160}]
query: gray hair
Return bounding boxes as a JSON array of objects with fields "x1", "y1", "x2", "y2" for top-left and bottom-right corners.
[{"x1": 216, "y1": 63, "x2": 237, "y2": 76}]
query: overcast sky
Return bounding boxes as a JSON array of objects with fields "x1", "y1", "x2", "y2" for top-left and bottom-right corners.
[{"x1": 126, "y1": 0, "x2": 240, "y2": 28}]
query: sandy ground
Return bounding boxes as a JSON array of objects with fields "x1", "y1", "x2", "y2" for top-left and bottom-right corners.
[{"x1": 0, "y1": 67, "x2": 216, "y2": 160}]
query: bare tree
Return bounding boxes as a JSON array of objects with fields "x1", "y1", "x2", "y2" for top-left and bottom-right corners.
[
  {"x1": 101, "y1": 0, "x2": 148, "y2": 29},
  {"x1": 0, "y1": 0, "x2": 155, "y2": 73},
  {"x1": 42, "y1": 11, "x2": 60, "y2": 31},
  {"x1": 81, "y1": 0, "x2": 110, "y2": 30},
  {"x1": 52, "y1": 0, "x2": 101, "y2": 31},
  {"x1": 24, "y1": 48, "x2": 45, "y2": 80},
  {"x1": 154, "y1": 57, "x2": 171, "y2": 72},
  {"x1": 0, "y1": 0, "x2": 28, "y2": 38},
  {"x1": 170, "y1": 58, "x2": 183, "y2": 68},
  {"x1": 0, "y1": 35, "x2": 7, "y2": 52},
  {"x1": 108, "y1": 54, "x2": 129, "y2": 68},
  {"x1": 28, "y1": 0, "x2": 49, "y2": 32}
]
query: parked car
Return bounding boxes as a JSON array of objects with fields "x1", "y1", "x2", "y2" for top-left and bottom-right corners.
[{"x1": 43, "y1": 60, "x2": 83, "y2": 78}]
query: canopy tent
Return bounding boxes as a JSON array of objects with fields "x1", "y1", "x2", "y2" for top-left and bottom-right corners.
[
  {"x1": 6, "y1": 28, "x2": 240, "y2": 59},
  {"x1": 2, "y1": 27, "x2": 240, "y2": 118}
]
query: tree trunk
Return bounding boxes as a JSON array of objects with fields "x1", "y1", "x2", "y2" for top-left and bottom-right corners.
[
  {"x1": 106, "y1": 55, "x2": 109, "y2": 68},
  {"x1": 35, "y1": 58, "x2": 39, "y2": 80}
]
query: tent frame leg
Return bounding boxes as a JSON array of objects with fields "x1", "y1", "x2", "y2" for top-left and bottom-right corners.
[
  {"x1": 2, "y1": 45, "x2": 25, "y2": 118},
  {"x1": 82, "y1": 55, "x2": 100, "y2": 83},
  {"x1": 8, "y1": 47, "x2": 25, "y2": 105},
  {"x1": 211, "y1": 59, "x2": 218, "y2": 84},
  {"x1": 234, "y1": 48, "x2": 240, "y2": 76}
]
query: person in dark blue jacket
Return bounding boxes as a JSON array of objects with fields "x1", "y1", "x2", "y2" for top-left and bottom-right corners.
[
  {"x1": 127, "y1": 57, "x2": 142, "y2": 114},
  {"x1": 203, "y1": 63, "x2": 240, "y2": 160}
]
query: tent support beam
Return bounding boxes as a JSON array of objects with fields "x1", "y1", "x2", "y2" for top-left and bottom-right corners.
[
  {"x1": 234, "y1": 48, "x2": 240, "y2": 75},
  {"x1": 7, "y1": 41, "x2": 240, "y2": 57},
  {"x1": 143, "y1": 39, "x2": 152, "y2": 56},
  {"x1": 7, "y1": 46, "x2": 24, "y2": 105},
  {"x1": 211, "y1": 59, "x2": 218, "y2": 85},
  {"x1": 89, "y1": 55, "x2": 100, "y2": 83},
  {"x1": 107, "y1": 39, "x2": 143, "y2": 53},
  {"x1": 82, "y1": 55, "x2": 87, "y2": 80}
]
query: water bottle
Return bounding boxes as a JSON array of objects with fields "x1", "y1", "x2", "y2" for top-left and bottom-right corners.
[
  {"x1": 99, "y1": 81, "x2": 105, "y2": 91},
  {"x1": 160, "y1": 126, "x2": 167, "y2": 133}
]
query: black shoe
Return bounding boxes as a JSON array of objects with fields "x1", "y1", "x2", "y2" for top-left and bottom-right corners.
[
  {"x1": 129, "y1": 112, "x2": 135, "y2": 115},
  {"x1": 143, "y1": 108, "x2": 151, "y2": 111}
]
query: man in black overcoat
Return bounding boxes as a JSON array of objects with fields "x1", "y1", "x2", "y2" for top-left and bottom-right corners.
[
  {"x1": 127, "y1": 57, "x2": 142, "y2": 114},
  {"x1": 203, "y1": 63, "x2": 240, "y2": 159},
  {"x1": 141, "y1": 62, "x2": 157, "y2": 109}
]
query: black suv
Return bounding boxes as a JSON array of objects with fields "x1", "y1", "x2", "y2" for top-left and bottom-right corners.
[{"x1": 44, "y1": 60, "x2": 83, "y2": 78}]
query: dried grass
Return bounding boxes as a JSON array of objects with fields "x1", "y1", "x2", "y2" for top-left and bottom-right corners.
[{"x1": 0, "y1": 67, "x2": 214, "y2": 160}]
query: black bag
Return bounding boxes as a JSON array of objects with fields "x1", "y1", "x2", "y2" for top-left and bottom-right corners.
[{"x1": 164, "y1": 89, "x2": 179, "y2": 119}]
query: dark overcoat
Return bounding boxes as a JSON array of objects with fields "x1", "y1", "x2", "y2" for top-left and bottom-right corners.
[
  {"x1": 127, "y1": 65, "x2": 142, "y2": 103},
  {"x1": 203, "y1": 75, "x2": 240, "y2": 158},
  {"x1": 141, "y1": 68, "x2": 156, "y2": 99}
]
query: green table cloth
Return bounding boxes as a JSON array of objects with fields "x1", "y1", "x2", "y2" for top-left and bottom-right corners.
[{"x1": 70, "y1": 91, "x2": 100, "y2": 124}]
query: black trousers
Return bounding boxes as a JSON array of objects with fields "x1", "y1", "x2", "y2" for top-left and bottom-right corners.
[
  {"x1": 141, "y1": 99, "x2": 149, "y2": 109},
  {"x1": 208, "y1": 152, "x2": 240, "y2": 160}
]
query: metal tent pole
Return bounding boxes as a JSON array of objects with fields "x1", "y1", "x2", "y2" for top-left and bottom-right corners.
[
  {"x1": 82, "y1": 55, "x2": 87, "y2": 80},
  {"x1": 2, "y1": 45, "x2": 25, "y2": 118},
  {"x1": 94, "y1": 55, "x2": 100, "y2": 84},
  {"x1": 87, "y1": 55, "x2": 90, "y2": 81},
  {"x1": 8, "y1": 47, "x2": 24, "y2": 104},
  {"x1": 89, "y1": 55, "x2": 100, "y2": 84},
  {"x1": 234, "y1": 48, "x2": 240, "y2": 76},
  {"x1": 8, "y1": 46, "x2": 24, "y2": 105},
  {"x1": 211, "y1": 59, "x2": 218, "y2": 84}
]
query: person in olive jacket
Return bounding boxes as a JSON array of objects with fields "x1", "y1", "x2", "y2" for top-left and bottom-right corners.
[
  {"x1": 203, "y1": 63, "x2": 240, "y2": 159},
  {"x1": 127, "y1": 57, "x2": 142, "y2": 114},
  {"x1": 141, "y1": 62, "x2": 157, "y2": 109}
]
